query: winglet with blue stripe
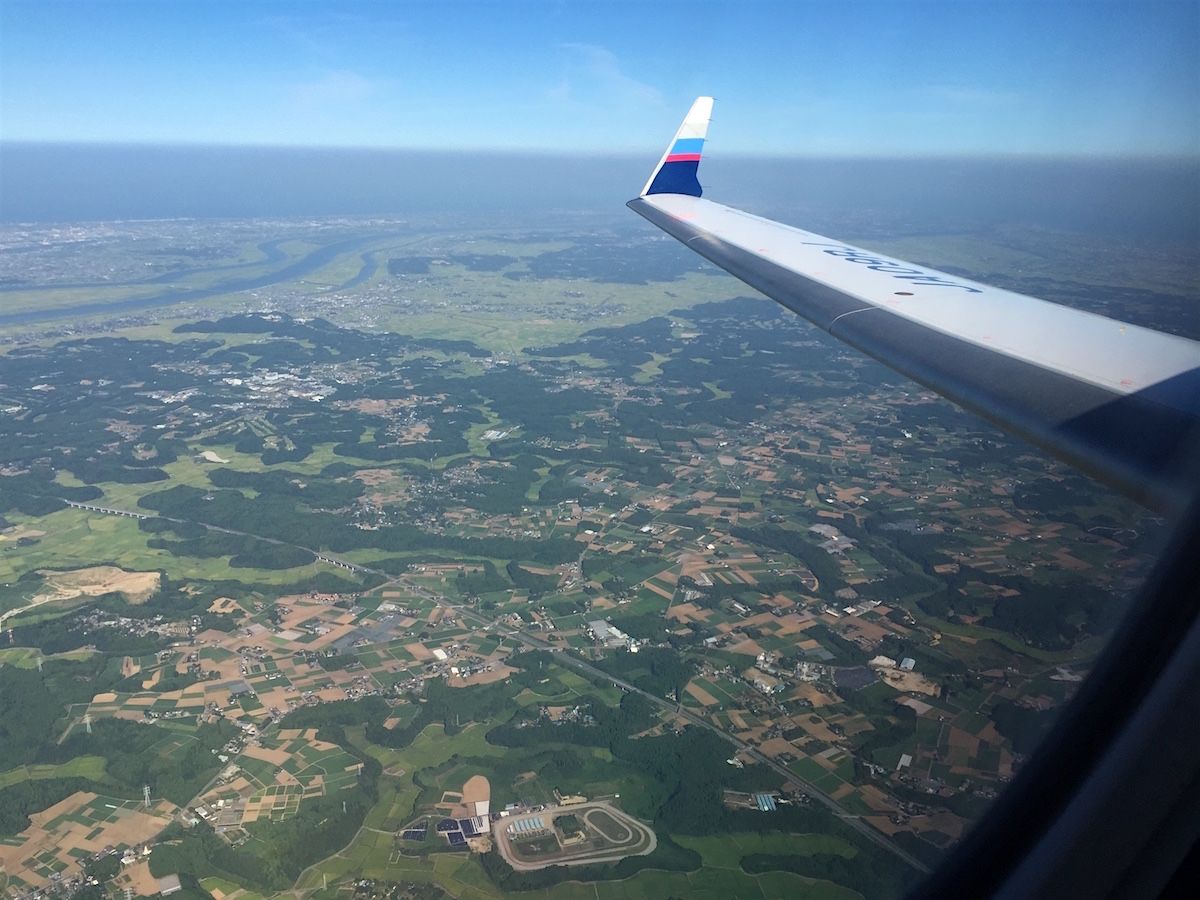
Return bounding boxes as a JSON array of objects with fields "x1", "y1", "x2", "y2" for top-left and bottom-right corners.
[
  {"x1": 640, "y1": 96, "x2": 714, "y2": 197},
  {"x1": 627, "y1": 97, "x2": 1200, "y2": 514}
]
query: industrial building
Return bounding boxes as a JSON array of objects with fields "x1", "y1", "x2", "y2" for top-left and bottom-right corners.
[{"x1": 587, "y1": 620, "x2": 631, "y2": 648}]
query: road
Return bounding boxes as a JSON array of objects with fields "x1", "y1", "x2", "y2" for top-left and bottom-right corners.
[{"x1": 58, "y1": 498, "x2": 929, "y2": 874}]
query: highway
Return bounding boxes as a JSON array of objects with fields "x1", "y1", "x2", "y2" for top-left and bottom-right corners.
[{"x1": 64, "y1": 501, "x2": 379, "y2": 576}]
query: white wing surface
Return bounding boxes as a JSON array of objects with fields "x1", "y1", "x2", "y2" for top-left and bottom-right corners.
[{"x1": 628, "y1": 98, "x2": 1200, "y2": 514}]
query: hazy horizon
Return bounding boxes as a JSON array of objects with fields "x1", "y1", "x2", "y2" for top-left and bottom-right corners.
[{"x1": 2, "y1": 142, "x2": 1198, "y2": 243}]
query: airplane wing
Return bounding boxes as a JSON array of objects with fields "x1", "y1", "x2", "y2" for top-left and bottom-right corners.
[{"x1": 628, "y1": 97, "x2": 1200, "y2": 515}]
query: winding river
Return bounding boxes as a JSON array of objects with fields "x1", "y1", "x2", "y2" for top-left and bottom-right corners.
[{"x1": 0, "y1": 233, "x2": 390, "y2": 326}]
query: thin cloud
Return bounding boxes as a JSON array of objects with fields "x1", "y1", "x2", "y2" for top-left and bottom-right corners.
[
  {"x1": 260, "y1": 14, "x2": 335, "y2": 59},
  {"x1": 260, "y1": 12, "x2": 411, "y2": 61},
  {"x1": 922, "y1": 84, "x2": 1021, "y2": 106},
  {"x1": 291, "y1": 70, "x2": 377, "y2": 106},
  {"x1": 546, "y1": 79, "x2": 572, "y2": 103},
  {"x1": 555, "y1": 43, "x2": 663, "y2": 106}
]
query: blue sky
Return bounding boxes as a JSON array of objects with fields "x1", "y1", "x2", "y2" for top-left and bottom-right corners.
[{"x1": 1, "y1": 0, "x2": 1197, "y2": 156}]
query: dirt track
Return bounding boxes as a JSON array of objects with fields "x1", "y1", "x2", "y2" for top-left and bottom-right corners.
[{"x1": 492, "y1": 801, "x2": 656, "y2": 872}]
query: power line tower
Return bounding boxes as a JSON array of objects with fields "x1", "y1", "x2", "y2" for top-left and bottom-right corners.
[
  {"x1": 143, "y1": 785, "x2": 151, "y2": 808},
  {"x1": 84, "y1": 713, "x2": 92, "y2": 735}
]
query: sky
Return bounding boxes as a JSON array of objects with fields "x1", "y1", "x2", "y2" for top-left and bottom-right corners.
[{"x1": 1, "y1": 0, "x2": 1197, "y2": 157}]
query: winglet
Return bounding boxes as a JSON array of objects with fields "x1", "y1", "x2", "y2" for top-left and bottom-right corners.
[{"x1": 640, "y1": 96, "x2": 714, "y2": 197}]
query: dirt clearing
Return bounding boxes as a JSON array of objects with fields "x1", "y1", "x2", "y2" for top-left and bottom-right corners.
[{"x1": 36, "y1": 566, "x2": 161, "y2": 605}]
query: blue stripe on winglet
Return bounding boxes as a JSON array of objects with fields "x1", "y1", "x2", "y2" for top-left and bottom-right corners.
[{"x1": 646, "y1": 160, "x2": 702, "y2": 196}]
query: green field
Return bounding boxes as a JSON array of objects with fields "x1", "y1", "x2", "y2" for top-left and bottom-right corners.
[
  {"x1": 0, "y1": 506, "x2": 349, "y2": 616},
  {"x1": 0, "y1": 647, "x2": 97, "y2": 669},
  {"x1": 198, "y1": 876, "x2": 268, "y2": 900},
  {"x1": 0, "y1": 757, "x2": 108, "y2": 790}
]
